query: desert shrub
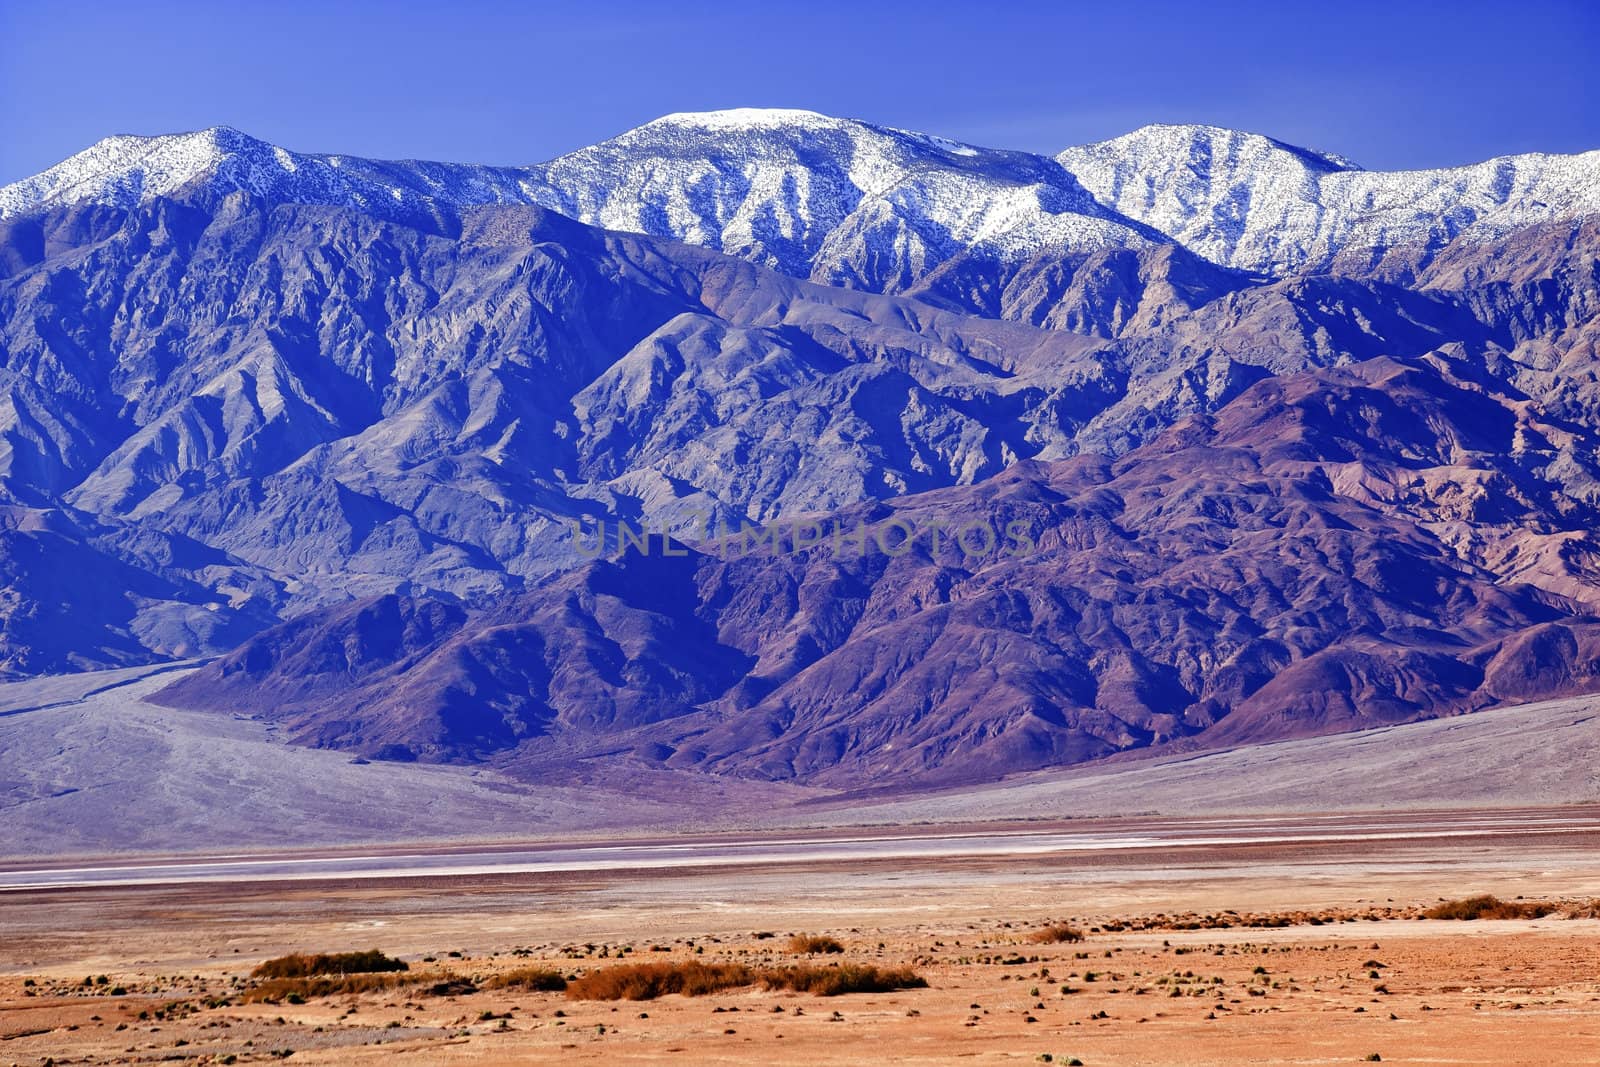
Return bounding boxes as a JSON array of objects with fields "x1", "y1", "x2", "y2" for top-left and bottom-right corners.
[
  {"x1": 1029, "y1": 924, "x2": 1085, "y2": 944},
  {"x1": 252, "y1": 950, "x2": 408, "y2": 979},
  {"x1": 786, "y1": 934, "x2": 845, "y2": 954},
  {"x1": 485, "y1": 967, "x2": 568, "y2": 992},
  {"x1": 565, "y1": 962, "x2": 754, "y2": 1001},
  {"x1": 760, "y1": 964, "x2": 928, "y2": 996},
  {"x1": 1422, "y1": 896, "x2": 1554, "y2": 921},
  {"x1": 563, "y1": 959, "x2": 928, "y2": 1000},
  {"x1": 427, "y1": 978, "x2": 479, "y2": 997},
  {"x1": 244, "y1": 972, "x2": 427, "y2": 1003}
]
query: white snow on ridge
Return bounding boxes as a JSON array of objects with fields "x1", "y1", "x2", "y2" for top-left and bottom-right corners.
[
  {"x1": 0, "y1": 130, "x2": 228, "y2": 217},
  {"x1": 3, "y1": 112, "x2": 1597, "y2": 283},
  {"x1": 648, "y1": 107, "x2": 839, "y2": 130},
  {"x1": 1059, "y1": 123, "x2": 1600, "y2": 274},
  {"x1": 3, "y1": 110, "x2": 1155, "y2": 294},
  {"x1": 530, "y1": 108, "x2": 1164, "y2": 286},
  {"x1": 0, "y1": 126, "x2": 551, "y2": 224}
]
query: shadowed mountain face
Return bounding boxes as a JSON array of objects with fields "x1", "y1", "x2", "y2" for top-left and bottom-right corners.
[
  {"x1": 5, "y1": 113, "x2": 1600, "y2": 786},
  {"x1": 6, "y1": 192, "x2": 1576, "y2": 675},
  {"x1": 157, "y1": 354, "x2": 1600, "y2": 785}
]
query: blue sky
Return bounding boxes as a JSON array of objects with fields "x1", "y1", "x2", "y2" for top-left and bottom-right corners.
[{"x1": 3, "y1": 0, "x2": 1597, "y2": 183}]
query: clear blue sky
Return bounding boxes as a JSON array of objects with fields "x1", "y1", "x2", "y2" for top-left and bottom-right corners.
[{"x1": 3, "y1": 0, "x2": 1597, "y2": 184}]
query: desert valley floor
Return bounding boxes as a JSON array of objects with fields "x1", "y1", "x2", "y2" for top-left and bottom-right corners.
[
  {"x1": 2, "y1": 807, "x2": 1599, "y2": 1065},
  {"x1": 3, "y1": 670, "x2": 1600, "y2": 1064}
]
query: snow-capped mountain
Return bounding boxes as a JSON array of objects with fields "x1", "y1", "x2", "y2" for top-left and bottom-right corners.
[
  {"x1": 6, "y1": 110, "x2": 1599, "y2": 289},
  {"x1": 3, "y1": 109, "x2": 1600, "y2": 785},
  {"x1": 0, "y1": 125, "x2": 547, "y2": 223},
  {"x1": 0, "y1": 110, "x2": 1163, "y2": 297},
  {"x1": 1058, "y1": 123, "x2": 1600, "y2": 275},
  {"x1": 528, "y1": 108, "x2": 1162, "y2": 290}
]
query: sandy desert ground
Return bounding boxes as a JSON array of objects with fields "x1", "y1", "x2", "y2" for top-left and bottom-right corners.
[{"x1": 2, "y1": 809, "x2": 1599, "y2": 1065}]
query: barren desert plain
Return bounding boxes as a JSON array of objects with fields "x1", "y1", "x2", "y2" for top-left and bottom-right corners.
[{"x1": 3, "y1": 808, "x2": 1599, "y2": 1065}]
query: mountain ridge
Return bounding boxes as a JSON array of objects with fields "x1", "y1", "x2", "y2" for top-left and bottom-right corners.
[
  {"x1": 2, "y1": 110, "x2": 1599, "y2": 789},
  {"x1": 9, "y1": 112, "x2": 1597, "y2": 285},
  {"x1": 1060, "y1": 123, "x2": 1600, "y2": 275}
]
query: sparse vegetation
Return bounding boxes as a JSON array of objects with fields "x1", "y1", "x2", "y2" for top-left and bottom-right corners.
[
  {"x1": 1422, "y1": 896, "x2": 1554, "y2": 921},
  {"x1": 760, "y1": 964, "x2": 928, "y2": 996},
  {"x1": 251, "y1": 950, "x2": 408, "y2": 979},
  {"x1": 1029, "y1": 924, "x2": 1085, "y2": 944},
  {"x1": 244, "y1": 973, "x2": 426, "y2": 1003},
  {"x1": 786, "y1": 934, "x2": 845, "y2": 954},
  {"x1": 565, "y1": 962, "x2": 755, "y2": 1000},
  {"x1": 485, "y1": 967, "x2": 568, "y2": 992},
  {"x1": 563, "y1": 959, "x2": 926, "y2": 1000}
]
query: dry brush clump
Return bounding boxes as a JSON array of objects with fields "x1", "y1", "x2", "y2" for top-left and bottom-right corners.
[
  {"x1": 565, "y1": 961, "x2": 755, "y2": 1001},
  {"x1": 251, "y1": 950, "x2": 408, "y2": 979},
  {"x1": 1422, "y1": 895, "x2": 1555, "y2": 920},
  {"x1": 1029, "y1": 924, "x2": 1086, "y2": 944},
  {"x1": 245, "y1": 973, "x2": 426, "y2": 1003},
  {"x1": 786, "y1": 934, "x2": 845, "y2": 954},
  {"x1": 485, "y1": 967, "x2": 569, "y2": 992},
  {"x1": 1090, "y1": 904, "x2": 1425, "y2": 931},
  {"x1": 564, "y1": 960, "x2": 927, "y2": 1001},
  {"x1": 761, "y1": 964, "x2": 928, "y2": 996}
]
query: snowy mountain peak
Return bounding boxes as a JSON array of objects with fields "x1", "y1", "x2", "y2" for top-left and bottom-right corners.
[
  {"x1": 0, "y1": 126, "x2": 547, "y2": 224},
  {"x1": 528, "y1": 110, "x2": 1157, "y2": 283},
  {"x1": 0, "y1": 127, "x2": 258, "y2": 219},
  {"x1": 1059, "y1": 125, "x2": 1600, "y2": 273},
  {"x1": 575, "y1": 107, "x2": 1011, "y2": 172},
  {"x1": 638, "y1": 108, "x2": 992, "y2": 159},
  {"x1": 1090, "y1": 123, "x2": 1362, "y2": 173},
  {"x1": 645, "y1": 107, "x2": 841, "y2": 130}
]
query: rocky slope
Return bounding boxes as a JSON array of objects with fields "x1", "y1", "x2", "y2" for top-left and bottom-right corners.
[
  {"x1": 0, "y1": 192, "x2": 1149, "y2": 657},
  {"x1": 5, "y1": 190, "x2": 1588, "y2": 673},
  {"x1": 157, "y1": 352, "x2": 1600, "y2": 784}
]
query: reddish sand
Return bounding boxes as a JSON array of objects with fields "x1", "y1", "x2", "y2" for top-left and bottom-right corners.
[{"x1": 3, "y1": 809, "x2": 1598, "y2": 1065}]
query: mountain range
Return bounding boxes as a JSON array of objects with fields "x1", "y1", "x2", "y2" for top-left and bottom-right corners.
[{"x1": 3, "y1": 109, "x2": 1598, "y2": 788}]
